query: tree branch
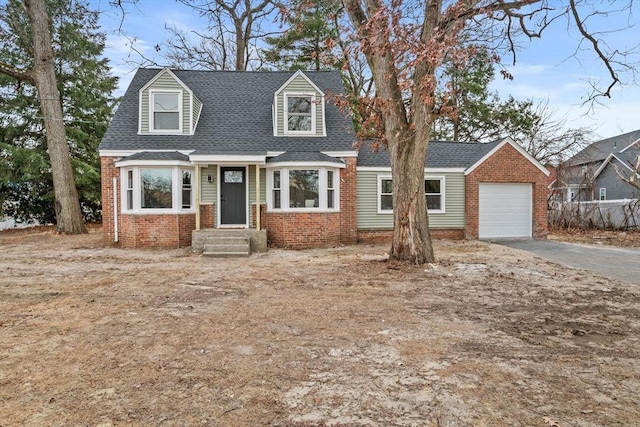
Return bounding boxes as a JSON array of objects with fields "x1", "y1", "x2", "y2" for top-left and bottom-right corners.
[
  {"x1": 569, "y1": 0, "x2": 619, "y2": 99},
  {"x1": 0, "y1": 62, "x2": 35, "y2": 83}
]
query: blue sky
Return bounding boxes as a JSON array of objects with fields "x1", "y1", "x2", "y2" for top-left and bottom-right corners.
[{"x1": 93, "y1": 0, "x2": 639, "y2": 140}]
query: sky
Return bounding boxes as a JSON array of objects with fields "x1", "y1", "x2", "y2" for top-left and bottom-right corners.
[{"x1": 92, "y1": 0, "x2": 640, "y2": 140}]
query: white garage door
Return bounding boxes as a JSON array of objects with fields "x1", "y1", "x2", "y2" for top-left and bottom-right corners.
[{"x1": 479, "y1": 183, "x2": 532, "y2": 239}]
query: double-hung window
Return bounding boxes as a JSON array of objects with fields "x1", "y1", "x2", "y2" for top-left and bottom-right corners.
[
  {"x1": 285, "y1": 94, "x2": 315, "y2": 134},
  {"x1": 151, "y1": 91, "x2": 181, "y2": 132},
  {"x1": 267, "y1": 167, "x2": 339, "y2": 211},
  {"x1": 327, "y1": 170, "x2": 335, "y2": 209},
  {"x1": 126, "y1": 170, "x2": 134, "y2": 210},
  {"x1": 599, "y1": 188, "x2": 606, "y2": 201},
  {"x1": 425, "y1": 179, "x2": 443, "y2": 210},
  {"x1": 182, "y1": 170, "x2": 193, "y2": 209},
  {"x1": 378, "y1": 176, "x2": 445, "y2": 213},
  {"x1": 272, "y1": 171, "x2": 281, "y2": 209}
]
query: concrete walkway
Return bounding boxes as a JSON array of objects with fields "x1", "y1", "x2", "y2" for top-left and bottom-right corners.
[{"x1": 496, "y1": 239, "x2": 640, "y2": 285}]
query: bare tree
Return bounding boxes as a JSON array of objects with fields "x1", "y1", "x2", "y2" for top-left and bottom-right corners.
[
  {"x1": 167, "y1": 0, "x2": 280, "y2": 70},
  {"x1": 341, "y1": 0, "x2": 637, "y2": 264},
  {"x1": 617, "y1": 153, "x2": 640, "y2": 191},
  {"x1": 514, "y1": 100, "x2": 595, "y2": 165},
  {"x1": 0, "y1": 0, "x2": 86, "y2": 234}
]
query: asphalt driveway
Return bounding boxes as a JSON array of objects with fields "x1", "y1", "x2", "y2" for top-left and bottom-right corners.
[{"x1": 496, "y1": 239, "x2": 640, "y2": 284}]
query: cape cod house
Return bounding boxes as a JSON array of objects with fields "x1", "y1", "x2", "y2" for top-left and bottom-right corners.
[{"x1": 99, "y1": 68, "x2": 549, "y2": 252}]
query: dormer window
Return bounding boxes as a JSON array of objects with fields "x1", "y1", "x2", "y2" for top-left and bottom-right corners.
[
  {"x1": 285, "y1": 93, "x2": 315, "y2": 134},
  {"x1": 151, "y1": 91, "x2": 181, "y2": 132}
]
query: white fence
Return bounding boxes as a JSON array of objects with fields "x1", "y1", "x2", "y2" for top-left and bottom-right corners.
[{"x1": 549, "y1": 199, "x2": 640, "y2": 230}]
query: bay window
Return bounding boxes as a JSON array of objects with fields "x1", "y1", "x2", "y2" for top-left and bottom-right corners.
[
  {"x1": 121, "y1": 167, "x2": 194, "y2": 213},
  {"x1": 267, "y1": 167, "x2": 339, "y2": 211}
]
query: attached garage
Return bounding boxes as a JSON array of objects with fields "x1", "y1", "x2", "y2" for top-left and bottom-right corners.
[{"x1": 478, "y1": 183, "x2": 532, "y2": 239}]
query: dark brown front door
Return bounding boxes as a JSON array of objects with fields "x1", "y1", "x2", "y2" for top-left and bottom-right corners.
[{"x1": 220, "y1": 167, "x2": 246, "y2": 225}]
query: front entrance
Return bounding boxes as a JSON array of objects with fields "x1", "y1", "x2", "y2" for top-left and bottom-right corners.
[{"x1": 220, "y1": 166, "x2": 247, "y2": 225}]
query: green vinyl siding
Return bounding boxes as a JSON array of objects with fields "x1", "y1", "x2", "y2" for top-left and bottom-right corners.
[
  {"x1": 192, "y1": 96, "x2": 202, "y2": 131},
  {"x1": 140, "y1": 71, "x2": 192, "y2": 134},
  {"x1": 276, "y1": 74, "x2": 324, "y2": 136},
  {"x1": 140, "y1": 89, "x2": 149, "y2": 131},
  {"x1": 200, "y1": 166, "x2": 217, "y2": 203},
  {"x1": 356, "y1": 170, "x2": 465, "y2": 229},
  {"x1": 248, "y1": 167, "x2": 267, "y2": 224}
]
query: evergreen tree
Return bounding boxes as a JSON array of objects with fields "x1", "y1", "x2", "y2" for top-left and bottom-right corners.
[
  {"x1": 431, "y1": 48, "x2": 529, "y2": 142},
  {"x1": 264, "y1": 0, "x2": 343, "y2": 71},
  {"x1": 0, "y1": 0, "x2": 118, "y2": 224},
  {"x1": 431, "y1": 47, "x2": 591, "y2": 164}
]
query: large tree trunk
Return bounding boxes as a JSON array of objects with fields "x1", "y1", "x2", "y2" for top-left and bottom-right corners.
[
  {"x1": 388, "y1": 133, "x2": 435, "y2": 264},
  {"x1": 342, "y1": 0, "x2": 436, "y2": 264},
  {"x1": 26, "y1": 0, "x2": 86, "y2": 234}
]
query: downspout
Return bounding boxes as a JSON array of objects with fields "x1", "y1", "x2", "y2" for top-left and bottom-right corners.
[
  {"x1": 256, "y1": 164, "x2": 261, "y2": 230},
  {"x1": 195, "y1": 164, "x2": 201, "y2": 230},
  {"x1": 113, "y1": 177, "x2": 118, "y2": 242}
]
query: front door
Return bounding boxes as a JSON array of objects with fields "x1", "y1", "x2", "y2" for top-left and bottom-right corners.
[{"x1": 220, "y1": 166, "x2": 247, "y2": 225}]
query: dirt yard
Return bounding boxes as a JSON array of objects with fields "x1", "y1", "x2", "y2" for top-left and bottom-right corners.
[{"x1": 1, "y1": 228, "x2": 638, "y2": 426}]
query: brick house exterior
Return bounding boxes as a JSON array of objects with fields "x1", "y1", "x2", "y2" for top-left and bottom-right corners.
[{"x1": 99, "y1": 68, "x2": 549, "y2": 250}]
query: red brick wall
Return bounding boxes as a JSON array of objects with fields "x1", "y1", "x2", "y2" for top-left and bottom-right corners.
[
  {"x1": 119, "y1": 213, "x2": 195, "y2": 248},
  {"x1": 358, "y1": 228, "x2": 464, "y2": 244},
  {"x1": 264, "y1": 211, "x2": 342, "y2": 249},
  {"x1": 339, "y1": 157, "x2": 358, "y2": 244},
  {"x1": 101, "y1": 157, "x2": 119, "y2": 246},
  {"x1": 200, "y1": 203, "x2": 214, "y2": 228},
  {"x1": 465, "y1": 142, "x2": 548, "y2": 239}
]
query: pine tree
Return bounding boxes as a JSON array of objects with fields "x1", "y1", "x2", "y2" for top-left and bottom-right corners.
[
  {"x1": 264, "y1": 0, "x2": 343, "y2": 71},
  {"x1": 0, "y1": 0, "x2": 118, "y2": 224}
]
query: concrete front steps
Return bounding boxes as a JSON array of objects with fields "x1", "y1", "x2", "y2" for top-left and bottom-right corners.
[
  {"x1": 202, "y1": 236, "x2": 250, "y2": 257},
  {"x1": 192, "y1": 228, "x2": 267, "y2": 256}
]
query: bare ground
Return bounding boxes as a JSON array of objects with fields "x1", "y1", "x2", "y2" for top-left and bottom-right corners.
[{"x1": 0, "y1": 228, "x2": 638, "y2": 426}]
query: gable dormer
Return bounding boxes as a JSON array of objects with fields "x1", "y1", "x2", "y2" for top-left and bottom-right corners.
[
  {"x1": 138, "y1": 68, "x2": 202, "y2": 135},
  {"x1": 273, "y1": 70, "x2": 326, "y2": 137}
]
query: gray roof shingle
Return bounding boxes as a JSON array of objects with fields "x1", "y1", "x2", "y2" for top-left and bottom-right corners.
[
  {"x1": 121, "y1": 151, "x2": 190, "y2": 161},
  {"x1": 356, "y1": 140, "x2": 502, "y2": 168},
  {"x1": 267, "y1": 151, "x2": 344, "y2": 164},
  {"x1": 568, "y1": 129, "x2": 640, "y2": 166},
  {"x1": 100, "y1": 68, "x2": 355, "y2": 153}
]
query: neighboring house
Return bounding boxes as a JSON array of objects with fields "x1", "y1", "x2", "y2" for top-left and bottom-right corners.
[
  {"x1": 98, "y1": 68, "x2": 550, "y2": 250},
  {"x1": 557, "y1": 129, "x2": 640, "y2": 202}
]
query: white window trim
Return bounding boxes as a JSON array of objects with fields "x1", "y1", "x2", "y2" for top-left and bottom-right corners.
[
  {"x1": 266, "y1": 166, "x2": 340, "y2": 212},
  {"x1": 377, "y1": 176, "x2": 393, "y2": 214},
  {"x1": 120, "y1": 166, "x2": 195, "y2": 214},
  {"x1": 149, "y1": 89, "x2": 183, "y2": 134},
  {"x1": 377, "y1": 175, "x2": 446, "y2": 214},
  {"x1": 599, "y1": 187, "x2": 607, "y2": 201},
  {"x1": 283, "y1": 92, "x2": 316, "y2": 136},
  {"x1": 425, "y1": 176, "x2": 446, "y2": 214}
]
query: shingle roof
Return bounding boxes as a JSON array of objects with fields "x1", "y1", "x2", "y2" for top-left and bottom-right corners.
[
  {"x1": 568, "y1": 129, "x2": 640, "y2": 166},
  {"x1": 99, "y1": 68, "x2": 355, "y2": 153},
  {"x1": 121, "y1": 151, "x2": 190, "y2": 161},
  {"x1": 356, "y1": 140, "x2": 502, "y2": 168},
  {"x1": 267, "y1": 151, "x2": 344, "y2": 164}
]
